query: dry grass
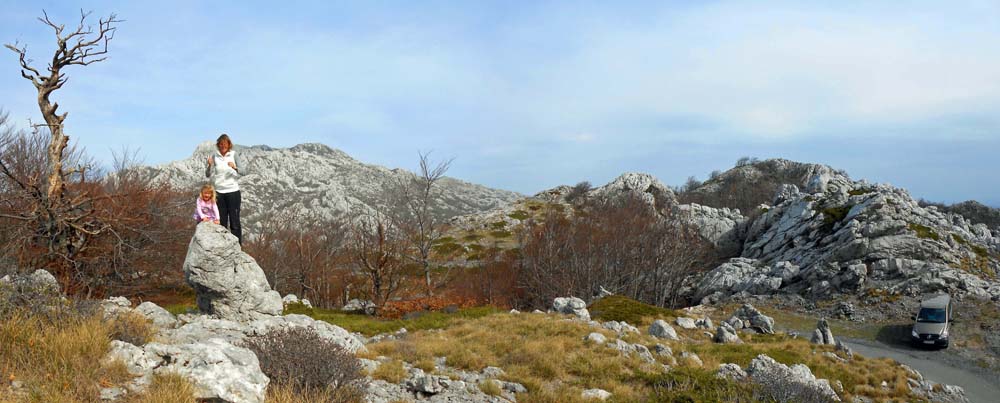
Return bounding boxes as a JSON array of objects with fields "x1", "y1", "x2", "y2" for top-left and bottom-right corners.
[
  {"x1": 370, "y1": 313, "x2": 656, "y2": 402},
  {"x1": 0, "y1": 312, "x2": 133, "y2": 403},
  {"x1": 124, "y1": 373, "x2": 197, "y2": 403},
  {"x1": 109, "y1": 311, "x2": 157, "y2": 346},
  {"x1": 265, "y1": 382, "x2": 365, "y2": 403},
  {"x1": 478, "y1": 380, "x2": 502, "y2": 396},
  {"x1": 369, "y1": 310, "x2": 929, "y2": 403},
  {"x1": 372, "y1": 360, "x2": 407, "y2": 384}
]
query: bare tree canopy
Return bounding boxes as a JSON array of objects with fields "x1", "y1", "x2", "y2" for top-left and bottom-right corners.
[
  {"x1": 387, "y1": 152, "x2": 454, "y2": 297},
  {"x1": 5, "y1": 10, "x2": 120, "y2": 200}
]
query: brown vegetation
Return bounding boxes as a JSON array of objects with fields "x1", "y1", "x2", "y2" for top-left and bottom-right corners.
[
  {"x1": 1, "y1": 11, "x2": 190, "y2": 298},
  {"x1": 515, "y1": 194, "x2": 715, "y2": 309}
]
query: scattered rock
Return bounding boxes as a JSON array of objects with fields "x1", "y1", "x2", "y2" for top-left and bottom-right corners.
[
  {"x1": 810, "y1": 318, "x2": 836, "y2": 345},
  {"x1": 679, "y1": 351, "x2": 703, "y2": 367},
  {"x1": 675, "y1": 317, "x2": 697, "y2": 329},
  {"x1": 714, "y1": 322, "x2": 742, "y2": 344},
  {"x1": 582, "y1": 388, "x2": 612, "y2": 401},
  {"x1": 716, "y1": 363, "x2": 748, "y2": 380},
  {"x1": 835, "y1": 340, "x2": 853, "y2": 358},
  {"x1": 602, "y1": 320, "x2": 639, "y2": 334},
  {"x1": 553, "y1": 297, "x2": 590, "y2": 320},
  {"x1": 585, "y1": 332, "x2": 608, "y2": 344},
  {"x1": 649, "y1": 319, "x2": 679, "y2": 340},
  {"x1": 343, "y1": 298, "x2": 376, "y2": 315},
  {"x1": 727, "y1": 304, "x2": 775, "y2": 334}
]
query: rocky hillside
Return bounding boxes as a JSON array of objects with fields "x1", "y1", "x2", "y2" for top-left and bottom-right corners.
[
  {"x1": 447, "y1": 160, "x2": 1000, "y2": 307},
  {"x1": 132, "y1": 142, "x2": 523, "y2": 232},
  {"x1": 691, "y1": 165, "x2": 1000, "y2": 305}
]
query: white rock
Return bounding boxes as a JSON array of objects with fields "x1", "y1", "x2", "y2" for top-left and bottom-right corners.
[
  {"x1": 585, "y1": 332, "x2": 608, "y2": 344},
  {"x1": 675, "y1": 317, "x2": 697, "y2": 329},
  {"x1": 582, "y1": 388, "x2": 612, "y2": 401},
  {"x1": 107, "y1": 339, "x2": 268, "y2": 403},
  {"x1": 552, "y1": 297, "x2": 590, "y2": 320},
  {"x1": 183, "y1": 224, "x2": 282, "y2": 322},
  {"x1": 649, "y1": 319, "x2": 679, "y2": 340},
  {"x1": 135, "y1": 301, "x2": 178, "y2": 329}
]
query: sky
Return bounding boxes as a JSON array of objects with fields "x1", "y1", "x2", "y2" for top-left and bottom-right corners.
[{"x1": 2, "y1": 1, "x2": 1000, "y2": 205}]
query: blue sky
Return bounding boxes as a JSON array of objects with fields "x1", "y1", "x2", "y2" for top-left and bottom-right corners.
[{"x1": 2, "y1": 1, "x2": 1000, "y2": 205}]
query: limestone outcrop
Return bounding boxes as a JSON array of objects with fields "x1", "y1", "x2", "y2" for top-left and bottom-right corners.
[
  {"x1": 183, "y1": 223, "x2": 283, "y2": 321},
  {"x1": 688, "y1": 165, "x2": 1000, "y2": 303}
]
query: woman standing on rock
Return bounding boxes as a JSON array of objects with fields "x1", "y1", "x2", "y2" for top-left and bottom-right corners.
[{"x1": 206, "y1": 134, "x2": 243, "y2": 243}]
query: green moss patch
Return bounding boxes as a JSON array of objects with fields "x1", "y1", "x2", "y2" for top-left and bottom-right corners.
[
  {"x1": 489, "y1": 230, "x2": 512, "y2": 238},
  {"x1": 284, "y1": 303, "x2": 501, "y2": 336},
  {"x1": 507, "y1": 210, "x2": 531, "y2": 220},
  {"x1": 588, "y1": 295, "x2": 676, "y2": 324},
  {"x1": 907, "y1": 223, "x2": 940, "y2": 241}
]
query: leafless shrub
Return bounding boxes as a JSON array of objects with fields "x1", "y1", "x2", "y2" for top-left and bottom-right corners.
[
  {"x1": 350, "y1": 208, "x2": 407, "y2": 313},
  {"x1": 565, "y1": 181, "x2": 592, "y2": 203},
  {"x1": 242, "y1": 327, "x2": 367, "y2": 401},
  {"x1": 245, "y1": 211, "x2": 353, "y2": 308},
  {"x1": 752, "y1": 377, "x2": 837, "y2": 403},
  {"x1": 516, "y1": 193, "x2": 715, "y2": 309}
]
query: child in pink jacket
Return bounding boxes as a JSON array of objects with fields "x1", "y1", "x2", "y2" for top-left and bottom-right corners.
[{"x1": 194, "y1": 184, "x2": 221, "y2": 224}]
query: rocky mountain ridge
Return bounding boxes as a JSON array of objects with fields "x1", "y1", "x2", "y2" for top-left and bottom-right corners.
[{"x1": 132, "y1": 142, "x2": 523, "y2": 233}]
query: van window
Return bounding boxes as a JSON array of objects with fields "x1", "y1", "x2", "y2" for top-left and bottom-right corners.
[{"x1": 917, "y1": 308, "x2": 947, "y2": 323}]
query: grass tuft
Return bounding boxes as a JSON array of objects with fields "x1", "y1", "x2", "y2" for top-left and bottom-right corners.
[{"x1": 124, "y1": 373, "x2": 197, "y2": 403}]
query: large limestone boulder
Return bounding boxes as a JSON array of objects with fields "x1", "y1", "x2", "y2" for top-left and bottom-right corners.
[
  {"x1": 746, "y1": 354, "x2": 840, "y2": 402},
  {"x1": 164, "y1": 313, "x2": 366, "y2": 354},
  {"x1": 106, "y1": 339, "x2": 268, "y2": 403},
  {"x1": 183, "y1": 223, "x2": 282, "y2": 322}
]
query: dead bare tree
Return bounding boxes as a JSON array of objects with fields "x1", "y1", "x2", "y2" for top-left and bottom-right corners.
[
  {"x1": 387, "y1": 152, "x2": 454, "y2": 297},
  {"x1": 2, "y1": 10, "x2": 121, "y2": 262}
]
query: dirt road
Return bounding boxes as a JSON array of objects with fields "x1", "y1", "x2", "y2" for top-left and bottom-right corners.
[{"x1": 842, "y1": 338, "x2": 1000, "y2": 403}]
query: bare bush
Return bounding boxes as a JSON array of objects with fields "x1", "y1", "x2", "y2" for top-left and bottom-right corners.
[
  {"x1": 565, "y1": 181, "x2": 592, "y2": 203},
  {"x1": 245, "y1": 211, "x2": 353, "y2": 308},
  {"x1": 516, "y1": 193, "x2": 715, "y2": 309},
  {"x1": 350, "y1": 208, "x2": 407, "y2": 313},
  {"x1": 242, "y1": 327, "x2": 367, "y2": 401}
]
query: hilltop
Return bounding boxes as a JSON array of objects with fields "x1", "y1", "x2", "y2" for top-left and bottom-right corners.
[{"x1": 131, "y1": 142, "x2": 523, "y2": 233}]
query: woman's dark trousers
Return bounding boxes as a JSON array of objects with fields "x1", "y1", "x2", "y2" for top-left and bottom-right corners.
[{"x1": 216, "y1": 190, "x2": 242, "y2": 244}]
